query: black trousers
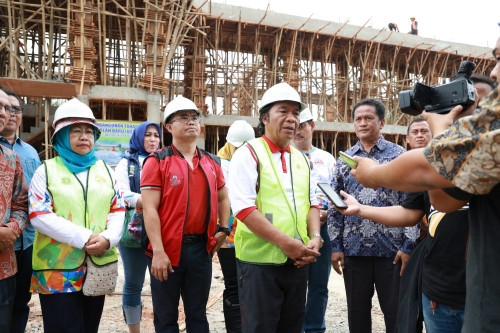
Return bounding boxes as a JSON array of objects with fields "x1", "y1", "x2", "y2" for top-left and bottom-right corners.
[
  {"x1": 11, "y1": 245, "x2": 33, "y2": 333},
  {"x1": 343, "y1": 256, "x2": 401, "y2": 333},
  {"x1": 148, "y1": 242, "x2": 212, "y2": 333},
  {"x1": 218, "y1": 248, "x2": 241, "y2": 333},
  {"x1": 237, "y1": 260, "x2": 308, "y2": 333},
  {"x1": 39, "y1": 292, "x2": 105, "y2": 333},
  {"x1": 0, "y1": 275, "x2": 16, "y2": 332}
]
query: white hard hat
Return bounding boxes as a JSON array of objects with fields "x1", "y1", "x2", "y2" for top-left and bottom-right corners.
[
  {"x1": 299, "y1": 108, "x2": 314, "y2": 123},
  {"x1": 52, "y1": 98, "x2": 97, "y2": 128},
  {"x1": 164, "y1": 96, "x2": 201, "y2": 123},
  {"x1": 258, "y1": 82, "x2": 306, "y2": 113},
  {"x1": 226, "y1": 120, "x2": 255, "y2": 147},
  {"x1": 51, "y1": 98, "x2": 100, "y2": 142}
]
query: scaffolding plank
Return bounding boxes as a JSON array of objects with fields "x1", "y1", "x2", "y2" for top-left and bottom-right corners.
[{"x1": 0, "y1": 78, "x2": 77, "y2": 98}]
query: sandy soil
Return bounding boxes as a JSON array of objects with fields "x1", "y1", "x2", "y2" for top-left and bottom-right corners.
[{"x1": 25, "y1": 253, "x2": 388, "y2": 332}]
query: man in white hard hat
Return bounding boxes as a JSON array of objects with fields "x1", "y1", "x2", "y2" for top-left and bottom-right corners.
[
  {"x1": 227, "y1": 82, "x2": 322, "y2": 333},
  {"x1": 217, "y1": 120, "x2": 255, "y2": 333},
  {"x1": 141, "y1": 96, "x2": 230, "y2": 332},
  {"x1": 293, "y1": 108, "x2": 336, "y2": 333},
  {"x1": 0, "y1": 89, "x2": 40, "y2": 333},
  {"x1": 0, "y1": 88, "x2": 28, "y2": 333}
]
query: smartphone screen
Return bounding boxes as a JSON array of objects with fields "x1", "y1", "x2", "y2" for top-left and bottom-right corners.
[
  {"x1": 339, "y1": 151, "x2": 357, "y2": 167},
  {"x1": 317, "y1": 183, "x2": 347, "y2": 209}
]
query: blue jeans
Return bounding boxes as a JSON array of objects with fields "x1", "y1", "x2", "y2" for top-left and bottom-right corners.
[
  {"x1": 118, "y1": 244, "x2": 148, "y2": 324},
  {"x1": 422, "y1": 292, "x2": 464, "y2": 333},
  {"x1": 303, "y1": 223, "x2": 332, "y2": 333}
]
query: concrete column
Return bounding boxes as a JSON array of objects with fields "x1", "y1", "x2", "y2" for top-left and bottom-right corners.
[
  {"x1": 196, "y1": 138, "x2": 205, "y2": 150},
  {"x1": 77, "y1": 94, "x2": 89, "y2": 105},
  {"x1": 147, "y1": 91, "x2": 162, "y2": 123}
]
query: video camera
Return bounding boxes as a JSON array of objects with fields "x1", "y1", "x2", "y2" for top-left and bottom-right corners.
[{"x1": 399, "y1": 61, "x2": 476, "y2": 116}]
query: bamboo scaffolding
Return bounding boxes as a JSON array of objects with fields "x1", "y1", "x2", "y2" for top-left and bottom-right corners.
[{"x1": 0, "y1": 0, "x2": 495, "y2": 134}]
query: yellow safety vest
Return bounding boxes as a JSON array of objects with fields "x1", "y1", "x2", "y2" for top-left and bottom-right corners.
[
  {"x1": 33, "y1": 157, "x2": 118, "y2": 270},
  {"x1": 235, "y1": 137, "x2": 311, "y2": 264}
]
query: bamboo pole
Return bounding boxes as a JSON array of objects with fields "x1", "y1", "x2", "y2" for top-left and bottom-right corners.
[
  {"x1": 7, "y1": 0, "x2": 15, "y2": 77},
  {"x1": 47, "y1": 2, "x2": 54, "y2": 79},
  {"x1": 44, "y1": 98, "x2": 50, "y2": 160}
]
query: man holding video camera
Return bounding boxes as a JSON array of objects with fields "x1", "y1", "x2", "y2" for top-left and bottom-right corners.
[
  {"x1": 328, "y1": 98, "x2": 418, "y2": 333},
  {"x1": 349, "y1": 34, "x2": 500, "y2": 332}
]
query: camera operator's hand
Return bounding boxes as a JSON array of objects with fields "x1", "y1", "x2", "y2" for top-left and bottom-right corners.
[
  {"x1": 349, "y1": 156, "x2": 380, "y2": 189},
  {"x1": 422, "y1": 88, "x2": 478, "y2": 136},
  {"x1": 422, "y1": 106, "x2": 462, "y2": 136}
]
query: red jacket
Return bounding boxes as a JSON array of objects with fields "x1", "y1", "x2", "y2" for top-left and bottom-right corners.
[{"x1": 141, "y1": 146, "x2": 223, "y2": 266}]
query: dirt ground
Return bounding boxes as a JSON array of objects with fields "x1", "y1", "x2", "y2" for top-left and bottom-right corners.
[{"x1": 24, "y1": 253, "x2": 388, "y2": 332}]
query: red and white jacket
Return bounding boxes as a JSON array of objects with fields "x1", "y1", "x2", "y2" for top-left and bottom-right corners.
[{"x1": 140, "y1": 146, "x2": 225, "y2": 266}]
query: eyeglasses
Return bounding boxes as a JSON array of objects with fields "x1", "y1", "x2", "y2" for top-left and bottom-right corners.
[
  {"x1": 0, "y1": 104, "x2": 12, "y2": 114},
  {"x1": 305, "y1": 152, "x2": 314, "y2": 170},
  {"x1": 170, "y1": 115, "x2": 201, "y2": 124},
  {"x1": 9, "y1": 106, "x2": 23, "y2": 114},
  {"x1": 69, "y1": 128, "x2": 95, "y2": 138}
]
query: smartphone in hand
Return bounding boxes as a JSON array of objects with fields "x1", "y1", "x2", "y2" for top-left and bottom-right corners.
[
  {"x1": 339, "y1": 151, "x2": 357, "y2": 168},
  {"x1": 317, "y1": 183, "x2": 347, "y2": 209}
]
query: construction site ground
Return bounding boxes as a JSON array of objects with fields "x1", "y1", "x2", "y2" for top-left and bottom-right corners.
[{"x1": 23, "y1": 251, "x2": 389, "y2": 332}]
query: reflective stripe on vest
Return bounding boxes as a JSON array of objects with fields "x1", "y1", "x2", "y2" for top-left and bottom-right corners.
[
  {"x1": 234, "y1": 137, "x2": 311, "y2": 264},
  {"x1": 33, "y1": 157, "x2": 118, "y2": 270}
]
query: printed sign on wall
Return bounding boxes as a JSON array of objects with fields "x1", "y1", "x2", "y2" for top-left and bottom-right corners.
[{"x1": 95, "y1": 120, "x2": 142, "y2": 166}]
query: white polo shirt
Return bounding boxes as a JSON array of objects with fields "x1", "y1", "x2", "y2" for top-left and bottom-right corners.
[{"x1": 227, "y1": 136, "x2": 318, "y2": 221}]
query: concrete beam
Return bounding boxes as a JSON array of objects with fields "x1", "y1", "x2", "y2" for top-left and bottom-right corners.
[
  {"x1": 89, "y1": 85, "x2": 148, "y2": 102},
  {"x1": 203, "y1": 114, "x2": 407, "y2": 135},
  {"x1": 193, "y1": 0, "x2": 492, "y2": 58}
]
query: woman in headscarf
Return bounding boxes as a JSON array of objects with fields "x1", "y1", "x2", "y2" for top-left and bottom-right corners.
[
  {"x1": 114, "y1": 121, "x2": 161, "y2": 333},
  {"x1": 28, "y1": 98, "x2": 125, "y2": 333}
]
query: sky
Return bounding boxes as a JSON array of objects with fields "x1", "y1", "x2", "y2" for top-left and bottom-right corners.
[{"x1": 212, "y1": 0, "x2": 499, "y2": 49}]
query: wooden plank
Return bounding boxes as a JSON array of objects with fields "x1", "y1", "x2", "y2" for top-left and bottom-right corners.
[{"x1": 0, "y1": 78, "x2": 77, "y2": 98}]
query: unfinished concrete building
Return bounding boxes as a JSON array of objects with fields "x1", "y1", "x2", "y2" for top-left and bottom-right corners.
[{"x1": 0, "y1": 0, "x2": 495, "y2": 159}]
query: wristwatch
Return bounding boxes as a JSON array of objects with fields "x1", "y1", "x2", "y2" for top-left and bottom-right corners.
[
  {"x1": 309, "y1": 233, "x2": 324, "y2": 245},
  {"x1": 216, "y1": 225, "x2": 231, "y2": 236}
]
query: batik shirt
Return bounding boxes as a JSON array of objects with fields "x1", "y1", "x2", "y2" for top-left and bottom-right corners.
[
  {"x1": 328, "y1": 135, "x2": 418, "y2": 257},
  {"x1": 0, "y1": 145, "x2": 29, "y2": 280},
  {"x1": 424, "y1": 85, "x2": 500, "y2": 195},
  {"x1": 0, "y1": 135, "x2": 41, "y2": 251}
]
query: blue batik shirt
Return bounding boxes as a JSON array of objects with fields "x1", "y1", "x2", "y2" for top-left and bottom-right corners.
[
  {"x1": 327, "y1": 135, "x2": 418, "y2": 257},
  {"x1": 0, "y1": 135, "x2": 41, "y2": 250}
]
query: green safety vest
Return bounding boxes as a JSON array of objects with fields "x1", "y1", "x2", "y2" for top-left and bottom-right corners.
[
  {"x1": 234, "y1": 137, "x2": 311, "y2": 264},
  {"x1": 32, "y1": 157, "x2": 118, "y2": 270}
]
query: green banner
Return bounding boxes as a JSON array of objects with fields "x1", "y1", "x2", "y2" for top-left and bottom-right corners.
[{"x1": 95, "y1": 120, "x2": 143, "y2": 166}]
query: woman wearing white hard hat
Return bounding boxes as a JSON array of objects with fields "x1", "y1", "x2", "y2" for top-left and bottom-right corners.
[
  {"x1": 216, "y1": 120, "x2": 255, "y2": 332},
  {"x1": 28, "y1": 98, "x2": 125, "y2": 332}
]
